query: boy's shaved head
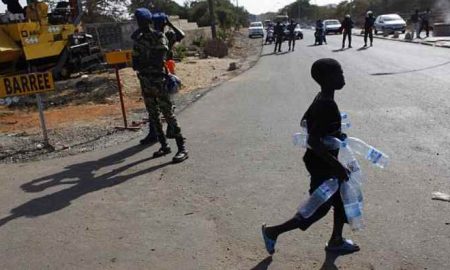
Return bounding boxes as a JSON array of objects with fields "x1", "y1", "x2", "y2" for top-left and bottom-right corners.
[
  {"x1": 311, "y1": 58, "x2": 342, "y2": 84},
  {"x1": 311, "y1": 58, "x2": 345, "y2": 90}
]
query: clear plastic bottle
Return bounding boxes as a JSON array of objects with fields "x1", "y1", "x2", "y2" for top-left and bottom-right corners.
[
  {"x1": 302, "y1": 113, "x2": 351, "y2": 133},
  {"x1": 297, "y1": 178, "x2": 339, "y2": 219},
  {"x1": 340, "y1": 175, "x2": 364, "y2": 231},
  {"x1": 347, "y1": 137, "x2": 389, "y2": 168},
  {"x1": 292, "y1": 132, "x2": 308, "y2": 148}
]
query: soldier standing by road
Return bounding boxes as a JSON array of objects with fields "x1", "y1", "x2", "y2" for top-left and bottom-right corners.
[
  {"x1": 340, "y1": 14, "x2": 354, "y2": 49},
  {"x1": 287, "y1": 19, "x2": 297, "y2": 51},
  {"x1": 364, "y1": 11, "x2": 375, "y2": 47},
  {"x1": 274, "y1": 21, "x2": 284, "y2": 53},
  {"x1": 410, "y1": 9, "x2": 421, "y2": 39},
  {"x1": 132, "y1": 8, "x2": 188, "y2": 163}
]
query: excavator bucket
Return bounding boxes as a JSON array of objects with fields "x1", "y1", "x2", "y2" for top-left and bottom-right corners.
[{"x1": 0, "y1": 27, "x2": 21, "y2": 63}]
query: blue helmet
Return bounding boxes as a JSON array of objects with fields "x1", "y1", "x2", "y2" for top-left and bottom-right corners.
[
  {"x1": 152, "y1": 12, "x2": 168, "y2": 23},
  {"x1": 135, "y1": 8, "x2": 152, "y2": 23},
  {"x1": 152, "y1": 12, "x2": 168, "y2": 31}
]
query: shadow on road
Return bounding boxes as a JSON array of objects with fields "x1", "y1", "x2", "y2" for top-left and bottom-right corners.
[
  {"x1": 260, "y1": 52, "x2": 276, "y2": 57},
  {"x1": 0, "y1": 144, "x2": 172, "y2": 227},
  {"x1": 357, "y1": 46, "x2": 369, "y2": 51},
  {"x1": 250, "y1": 256, "x2": 273, "y2": 270},
  {"x1": 332, "y1": 48, "x2": 348, "y2": 52},
  {"x1": 370, "y1": 60, "x2": 450, "y2": 76}
]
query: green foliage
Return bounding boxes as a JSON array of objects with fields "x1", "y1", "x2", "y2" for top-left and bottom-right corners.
[
  {"x1": 192, "y1": 35, "x2": 206, "y2": 47},
  {"x1": 173, "y1": 43, "x2": 187, "y2": 60},
  {"x1": 216, "y1": 28, "x2": 229, "y2": 41}
]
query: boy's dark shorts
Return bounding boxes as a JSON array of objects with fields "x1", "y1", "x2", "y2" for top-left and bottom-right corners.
[{"x1": 294, "y1": 175, "x2": 348, "y2": 231}]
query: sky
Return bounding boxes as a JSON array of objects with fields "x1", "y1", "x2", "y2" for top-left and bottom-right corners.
[
  {"x1": 174, "y1": 0, "x2": 342, "y2": 15},
  {"x1": 1, "y1": 0, "x2": 341, "y2": 15}
]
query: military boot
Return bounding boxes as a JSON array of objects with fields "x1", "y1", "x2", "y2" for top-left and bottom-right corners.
[
  {"x1": 172, "y1": 136, "x2": 188, "y2": 163},
  {"x1": 140, "y1": 121, "x2": 158, "y2": 145},
  {"x1": 153, "y1": 135, "x2": 171, "y2": 158}
]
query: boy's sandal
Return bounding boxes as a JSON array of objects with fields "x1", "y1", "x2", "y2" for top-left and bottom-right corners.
[
  {"x1": 325, "y1": 238, "x2": 360, "y2": 253},
  {"x1": 261, "y1": 223, "x2": 276, "y2": 255}
]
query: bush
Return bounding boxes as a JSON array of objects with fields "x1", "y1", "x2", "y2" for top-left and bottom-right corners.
[
  {"x1": 192, "y1": 35, "x2": 206, "y2": 47},
  {"x1": 173, "y1": 44, "x2": 187, "y2": 60},
  {"x1": 217, "y1": 28, "x2": 230, "y2": 41}
]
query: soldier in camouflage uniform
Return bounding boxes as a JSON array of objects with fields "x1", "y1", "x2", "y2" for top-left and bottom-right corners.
[{"x1": 132, "y1": 8, "x2": 188, "y2": 163}]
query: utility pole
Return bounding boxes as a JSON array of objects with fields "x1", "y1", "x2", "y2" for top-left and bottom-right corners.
[{"x1": 207, "y1": 0, "x2": 217, "y2": 39}]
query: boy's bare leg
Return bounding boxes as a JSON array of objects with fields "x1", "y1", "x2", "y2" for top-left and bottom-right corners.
[
  {"x1": 327, "y1": 210, "x2": 345, "y2": 246},
  {"x1": 264, "y1": 218, "x2": 302, "y2": 240}
]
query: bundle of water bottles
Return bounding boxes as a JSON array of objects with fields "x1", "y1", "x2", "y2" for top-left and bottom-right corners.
[{"x1": 292, "y1": 113, "x2": 389, "y2": 231}]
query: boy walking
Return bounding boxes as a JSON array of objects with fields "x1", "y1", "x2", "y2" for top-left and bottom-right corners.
[{"x1": 261, "y1": 58, "x2": 360, "y2": 255}]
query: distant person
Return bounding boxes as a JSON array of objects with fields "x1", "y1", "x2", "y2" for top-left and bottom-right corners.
[
  {"x1": 265, "y1": 24, "x2": 274, "y2": 44},
  {"x1": 2, "y1": 0, "x2": 24, "y2": 14},
  {"x1": 410, "y1": 9, "x2": 421, "y2": 39},
  {"x1": 340, "y1": 14, "x2": 354, "y2": 48},
  {"x1": 261, "y1": 58, "x2": 359, "y2": 255},
  {"x1": 364, "y1": 11, "x2": 375, "y2": 47},
  {"x1": 419, "y1": 8, "x2": 431, "y2": 38},
  {"x1": 287, "y1": 19, "x2": 297, "y2": 51},
  {"x1": 274, "y1": 21, "x2": 284, "y2": 53},
  {"x1": 314, "y1": 19, "x2": 326, "y2": 45}
]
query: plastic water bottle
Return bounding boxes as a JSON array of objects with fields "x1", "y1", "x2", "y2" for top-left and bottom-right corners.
[
  {"x1": 292, "y1": 133, "x2": 308, "y2": 148},
  {"x1": 321, "y1": 136, "x2": 346, "y2": 150},
  {"x1": 323, "y1": 137, "x2": 364, "y2": 230},
  {"x1": 298, "y1": 178, "x2": 339, "y2": 219},
  {"x1": 339, "y1": 142, "x2": 363, "y2": 181},
  {"x1": 340, "y1": 176, "x2": 364, "y2": 231},
  {"x1": 341, "y1": 122, "x2": 351, "y2": 130},
  {"x1": 341, "y1": 112, "x2": 349, "y2": 121},
  {"x1": 347, "y1": 137, "x2": 389, "y2": 168},
  {"x1": 301, "y1": 113, "x2": 351, "y2": 133}
]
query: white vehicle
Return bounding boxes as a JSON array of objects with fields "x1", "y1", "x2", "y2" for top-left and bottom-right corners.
[
  {"x1": 248, "y1": 21, "x2": 264, "y2": 38},
  {"x1": 323, "y1": 19, "x2": 342, "y2": 34},
  {"x1": 374, "y1": 14, "x2": 406, "y2": 34}
]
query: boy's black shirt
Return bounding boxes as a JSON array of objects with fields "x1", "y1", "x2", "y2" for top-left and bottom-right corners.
[{"x1": 302, "y1": 93, "x2": 342, "y2": 179}]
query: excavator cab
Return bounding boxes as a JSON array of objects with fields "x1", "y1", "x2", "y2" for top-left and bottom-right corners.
[{"x1": 0, "y1": 0, "x2": 101, "y2": 79}]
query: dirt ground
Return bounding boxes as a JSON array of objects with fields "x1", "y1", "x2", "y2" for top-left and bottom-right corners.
[{"x1": 0, "y1": 31, "x2": 262, "y2": 163}]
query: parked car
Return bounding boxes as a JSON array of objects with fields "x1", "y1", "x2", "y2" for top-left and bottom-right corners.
[
  {"x1": 283, "y1": 24, "x2": 304, "y2": 40},
  {"x1": 248, "y1": 22, "x2": 264, "y2": 38},
  {"x1": 374, "y1": 14, "x2": 406, "y2": 34},
  {"x1": 323, "y1": 19, "x2": 342, "y2": 34}
]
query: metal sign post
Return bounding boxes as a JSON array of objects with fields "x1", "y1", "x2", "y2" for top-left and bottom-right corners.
[
  {"x1": 104, "y1": 50, "x2": 140, "y2": 131},
  {"x1": 35, "y1": 93, "x2": 50, "y2": 146},
  {"x1": 115, "y1": 65, "x2": 128, "y2": 128}
]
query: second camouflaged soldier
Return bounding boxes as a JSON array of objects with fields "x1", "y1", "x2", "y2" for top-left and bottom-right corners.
[{"x1": 132, "y1": 8, "x2": 188, "y2": 163}]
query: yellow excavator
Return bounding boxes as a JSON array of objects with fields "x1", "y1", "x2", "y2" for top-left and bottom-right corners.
[{"x1": 0, "y1": 0, "x2": 102, "y2": 79}]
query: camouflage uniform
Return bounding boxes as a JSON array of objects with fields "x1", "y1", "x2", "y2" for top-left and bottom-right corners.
[{"x1": 132, "y1": 28, "x2": 183, "y2": 149}]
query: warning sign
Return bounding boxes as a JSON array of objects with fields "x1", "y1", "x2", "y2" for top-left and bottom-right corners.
[
  {"x1": 105, "y1": 50, "x2": 133, "y2": 65},
  {"x1": 0, "y1": 72, "x2": 55, "y2": 98}
]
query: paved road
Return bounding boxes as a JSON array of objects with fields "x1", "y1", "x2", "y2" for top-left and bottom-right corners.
[{"x1": 1, "y1": 32, "x2": 449, "y2": 269}]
